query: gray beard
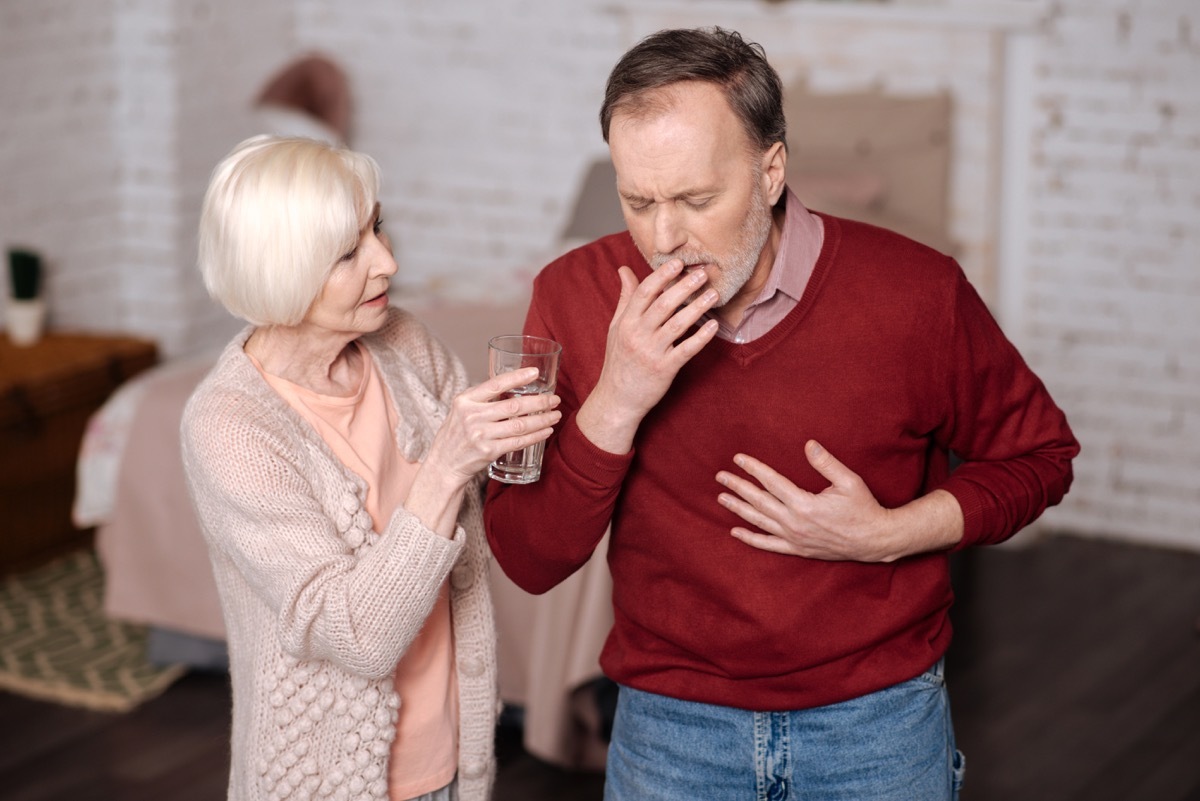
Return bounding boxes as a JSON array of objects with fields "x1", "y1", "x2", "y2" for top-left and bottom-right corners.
[{"x1": 648, "y1": 185, "x2": 773, "y2": 307}]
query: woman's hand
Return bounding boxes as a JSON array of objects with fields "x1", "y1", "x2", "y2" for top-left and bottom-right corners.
[
  {"x1": 427, "y1": 366, "x2": 562, "y2": 484},
  {"x1": 406, "y1": 367, "x2": 561, "y2": 536}
]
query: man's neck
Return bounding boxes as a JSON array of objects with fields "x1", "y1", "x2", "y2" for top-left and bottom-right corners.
[{"x1": 713, "y1": 205, "x2": 786, "y2": 329}]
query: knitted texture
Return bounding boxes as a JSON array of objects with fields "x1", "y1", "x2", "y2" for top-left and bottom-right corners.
[{"x1": 182, "y1": 307, "x2": 497, "y2": 801}]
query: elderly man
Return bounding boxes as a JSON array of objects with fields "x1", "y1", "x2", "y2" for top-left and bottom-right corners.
[{"x1": 485, "y1": 26, "x2": 1078, "y2": 801}]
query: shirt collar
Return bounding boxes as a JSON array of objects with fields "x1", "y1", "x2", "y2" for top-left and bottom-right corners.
[{"x1": 754, "y1": 185, "x2": 823, "y2": 306}]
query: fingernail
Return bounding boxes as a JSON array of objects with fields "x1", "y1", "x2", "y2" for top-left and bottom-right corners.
[{"x1": 702, "y1": 289, "x2": 718, "y2": 303}]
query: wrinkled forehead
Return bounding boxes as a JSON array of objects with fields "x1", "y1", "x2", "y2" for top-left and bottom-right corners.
[
  {"x1": 610, "y1": 82, "x2": 756, "y2": 156},
  {"x1": 610, "y1": 84, "x2": 755, "y2": 193}
]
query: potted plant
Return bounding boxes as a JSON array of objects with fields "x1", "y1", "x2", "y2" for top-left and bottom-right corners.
[{"x1": 6, "y1": 247, "x2": 46, "y2": 346}]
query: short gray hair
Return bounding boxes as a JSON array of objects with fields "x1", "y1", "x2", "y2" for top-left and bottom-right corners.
[
  {"x1": 600, "y1": 27, "x2": 786, "y2": 153},
  {"x1": 197, "y1": 135, "x2": 381, "y2": 326}
]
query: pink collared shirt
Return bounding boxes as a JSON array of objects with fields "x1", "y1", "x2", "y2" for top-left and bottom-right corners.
[{"x1": 711, "y1": 186, "x2": 825, "y2": 344}]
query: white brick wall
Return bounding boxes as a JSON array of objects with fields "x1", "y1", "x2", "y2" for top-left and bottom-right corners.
[
  {"x1": 0, "y1": 0, "x2": 124, "y2": 333},
  {"x1": 1025, "y1": 0, "x2": 1200, "y2": 551},
  {"x1": 1, "y1": 0, "x2": 1197, "y2": 552},
  {"x1": 291, "y1": 1, "x2": 624, "y2": 301}
]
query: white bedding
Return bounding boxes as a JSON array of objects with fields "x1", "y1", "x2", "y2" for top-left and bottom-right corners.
[{"x1": 73, "y1": 351, "x2": 221, "y2": 529}]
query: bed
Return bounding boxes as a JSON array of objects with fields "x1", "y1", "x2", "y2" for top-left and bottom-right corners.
[{"x1": 73, "y1": 297, "x2": 614, "y2": 771}]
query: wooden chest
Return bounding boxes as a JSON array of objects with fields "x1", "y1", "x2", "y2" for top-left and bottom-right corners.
[{"x1": 0, "y1": 332, "x2": 158, "y2": 573}]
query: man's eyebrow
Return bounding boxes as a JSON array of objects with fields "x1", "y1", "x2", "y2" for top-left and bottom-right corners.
[{"x1": 618, "y1": 187, "x2": 717, "y2": 203}]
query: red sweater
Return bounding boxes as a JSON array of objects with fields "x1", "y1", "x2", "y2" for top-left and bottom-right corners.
[{"x1": 485, "y1": 215, "x2": 1078, "y2": 711}]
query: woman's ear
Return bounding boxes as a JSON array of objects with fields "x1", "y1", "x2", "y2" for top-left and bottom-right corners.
[{"x1": 761, "y1": 141, "x2": 787, "y2": 205}]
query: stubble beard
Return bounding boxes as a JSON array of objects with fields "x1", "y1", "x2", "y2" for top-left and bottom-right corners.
[{"x1": 648, "y1": 182, "x2": 773, "y2": 307}]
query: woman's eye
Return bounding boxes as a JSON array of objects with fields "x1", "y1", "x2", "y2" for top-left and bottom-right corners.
[
  {"x1": 373, "y1": 217, "x2": 384, "y2": 234},
  {"x1": 339, "y1": 246, "x2": 357, "y2": 262}
]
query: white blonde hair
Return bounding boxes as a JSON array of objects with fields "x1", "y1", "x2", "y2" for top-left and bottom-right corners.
[{"x1": 198, "y1": 135, "x2": 381, "y2": 326}]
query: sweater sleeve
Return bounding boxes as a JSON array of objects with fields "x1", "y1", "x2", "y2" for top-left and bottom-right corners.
[
  {"x1": 182, "y1": 384, "x2": 464, "y2": 679},
  {"x1": 935, "y1": 267, "x2": 1080, "y2": 548},
  {"x1": 484, "y1": 262, "x2": 632, "y2": 594}
]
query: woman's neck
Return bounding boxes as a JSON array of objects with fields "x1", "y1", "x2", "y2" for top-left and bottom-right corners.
[{"x1": 244, "y1": 323, "x2": 364, "y2": 397}]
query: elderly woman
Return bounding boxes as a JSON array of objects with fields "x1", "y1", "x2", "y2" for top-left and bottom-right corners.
[{"x1": 181, "y1": 135, "x2": 560, "y2": 801}]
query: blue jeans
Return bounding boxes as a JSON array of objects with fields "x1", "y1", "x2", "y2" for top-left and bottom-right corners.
[{"x1": 604, "y1": 660, "x2": 965, "y2": 801}]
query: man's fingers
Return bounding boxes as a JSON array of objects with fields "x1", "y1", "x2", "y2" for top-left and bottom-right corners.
[
  {"x1": 626, "y1": 259, "x2": 683, "y2": 313},
  {"x1": 729, "y1": 527, "x2": 795, "y2": 555},
  {"x1": 668, "y1": 317, "x2": 719, "y2": 363},
  {"x1": 614, "y1": 265, "x2": 640, "y2": 318},
  {"x1": 716, "y1": 469, "x2": 788, "y2": 521},
  {"x1": 804, "y1": 440, "x2": 856, "y2": 488},
  {"x1": 733, "y1": 453, "x2": 809, "y2": 503},
  {"x1": 717, "y1": 491, "x2": 785, "y2": 536}
]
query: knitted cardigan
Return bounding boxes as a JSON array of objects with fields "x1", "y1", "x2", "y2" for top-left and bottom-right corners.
[{"x1": 181, "y1": 307, "x2": 497, "y2": 801}]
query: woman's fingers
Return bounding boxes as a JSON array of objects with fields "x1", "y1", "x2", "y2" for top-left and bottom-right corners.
[
  {"x1": 449, "y1": 377, "x2": 560, "y2": 446},
  {"x1": 472, "y1": 366, "x2": 541, "y2": 400}
]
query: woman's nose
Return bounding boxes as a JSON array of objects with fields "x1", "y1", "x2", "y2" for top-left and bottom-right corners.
[{"x1": 368, "y1": 232, "x2": 399, "y2": 277}]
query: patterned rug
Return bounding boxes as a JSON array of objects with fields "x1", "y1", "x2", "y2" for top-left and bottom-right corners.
[{"x1": 0, "y1": 549, "x2": 185, "y2": 712}]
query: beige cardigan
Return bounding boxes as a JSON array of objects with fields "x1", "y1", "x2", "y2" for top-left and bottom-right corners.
[{"x1": 182, "y1": 307, "x2": 497, "y2": 801}]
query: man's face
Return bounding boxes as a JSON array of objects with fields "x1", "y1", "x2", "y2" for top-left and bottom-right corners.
[{"x1": 609, "y1": 81, "x2": 780, "y2": 312}]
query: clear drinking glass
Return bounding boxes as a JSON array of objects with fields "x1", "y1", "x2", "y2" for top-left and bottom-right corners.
[{"x1": 487, "y1": 334, "x2": 562, "y2": 484}]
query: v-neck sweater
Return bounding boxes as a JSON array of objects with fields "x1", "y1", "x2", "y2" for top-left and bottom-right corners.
[{"x1": 485, "y1": 214, "x2": 1078, "y2": 711}]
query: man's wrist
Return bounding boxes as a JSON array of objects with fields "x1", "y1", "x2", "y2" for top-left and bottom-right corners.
[
  {"x1": 881, "y1": 489, "x2": 965, "y2": 561},
  {"x1": 575, "y1": 389, "x2": 644, "y2": 455}
]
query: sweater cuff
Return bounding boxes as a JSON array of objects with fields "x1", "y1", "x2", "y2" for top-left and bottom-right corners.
[
  {"x1": 555, "y1": 413, "x2": 635, "y2": 489},
  {"x1": 940, "y1": 477, "x2": 989, "y2": 551}
]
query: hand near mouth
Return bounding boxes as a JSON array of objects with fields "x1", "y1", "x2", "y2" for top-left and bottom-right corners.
[{"x1": 574, "y1": 258, "x2": 721, "y2": 455}]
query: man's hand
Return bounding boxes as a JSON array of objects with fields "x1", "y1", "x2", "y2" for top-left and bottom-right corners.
[
  {"x1": 715, "y1": 440, "x2": 964, "y2": 562},
  {"x1": 576, "y1": 259, "x2": 719, "y2": 454}
]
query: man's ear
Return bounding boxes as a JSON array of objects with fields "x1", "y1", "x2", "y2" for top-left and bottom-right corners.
[{"x1": 760, "y1": 141, "x2": 787, "y2": 205}]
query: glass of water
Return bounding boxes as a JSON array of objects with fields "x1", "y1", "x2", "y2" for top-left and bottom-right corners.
[{"x1": 487, "y1": 334, "x2": 562, "y2": 484}]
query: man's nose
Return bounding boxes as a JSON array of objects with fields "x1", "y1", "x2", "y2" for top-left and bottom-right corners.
[{"x1": 653, "y1": 205, "x2": 687, "y2": 256}]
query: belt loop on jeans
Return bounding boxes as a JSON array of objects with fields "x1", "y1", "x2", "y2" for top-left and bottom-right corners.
[{"x1": 929, "y1": 656, "x2": 945, "y2": 680}]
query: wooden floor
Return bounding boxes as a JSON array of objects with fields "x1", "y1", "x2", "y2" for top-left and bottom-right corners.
[{"x1": 1, "y1": 534, "x2": 1198, "y2": 801}]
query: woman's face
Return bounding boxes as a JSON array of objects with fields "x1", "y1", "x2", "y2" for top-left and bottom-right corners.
[{"x1": 303, "y1": 202, "x2": 397, "y2": 336}]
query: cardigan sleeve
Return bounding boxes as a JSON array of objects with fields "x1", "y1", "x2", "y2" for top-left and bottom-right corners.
[{"x1": 182, "y1": 381, "x2": 464, "y2": 680}]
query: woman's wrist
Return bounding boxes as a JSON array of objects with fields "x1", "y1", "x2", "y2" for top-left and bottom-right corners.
[{"x1": 405, "y1": 462, "x2": 469, "y2": 538}]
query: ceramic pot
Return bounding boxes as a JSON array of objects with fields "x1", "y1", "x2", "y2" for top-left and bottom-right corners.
[{"x1": 6, "y1": 298, "x2": 46, "y2": 346}]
